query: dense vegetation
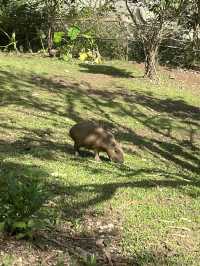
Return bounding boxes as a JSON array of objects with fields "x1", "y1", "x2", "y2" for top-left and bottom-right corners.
[{"x1": 0, "y1": 0, "x2": 200, "y2": 77}]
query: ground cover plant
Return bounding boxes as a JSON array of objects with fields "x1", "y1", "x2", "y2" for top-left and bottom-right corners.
[{"x1": 0, "y1": 54, "x2": 199, "y2": 265}]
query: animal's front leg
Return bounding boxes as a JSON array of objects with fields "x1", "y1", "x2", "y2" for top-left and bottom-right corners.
[
  {"x1": 94, "y1": 150, "x2": 101, "y2": 162},
  {"x1": 74, "y1": 143, "x2": 80, "y2": 156}
]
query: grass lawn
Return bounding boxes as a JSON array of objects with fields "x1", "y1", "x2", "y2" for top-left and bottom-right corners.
[{"x1": 0, "y1": 54, "x2": 200, "y2": 265}]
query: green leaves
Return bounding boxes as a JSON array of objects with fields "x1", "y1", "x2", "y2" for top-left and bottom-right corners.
[
  {"x1": 13, "y1": 221, "x2": 27, "y2": 230},
  {"x1": 53, "y1": 31, "x2": 65, "y2": 45},
  {"x1": 53, "y1": 26, "x2": 90, "y2": 61},
  {"x1": 0, "y1": 222, "x2": 5, "y2": 232},
  {"x1": 0, "y1": 218, "x2": 37, "y2": 240},
  {"x1": 67, "y1": 26, "x2": 80, "y2": 41},
  {"x1": 53, "y1": 26, "x2": 80, "y2": 47},
  {"x1": 0, "y1": 176, "x2": 46, "y2": 239},
  {"x1": 13, "y1": 219, "x2": 35, "y2": 240}
]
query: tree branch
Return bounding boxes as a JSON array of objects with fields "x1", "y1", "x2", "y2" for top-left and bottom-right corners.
[{"x1": 125, "y1": 0, "x2": 137, "y2": 26}]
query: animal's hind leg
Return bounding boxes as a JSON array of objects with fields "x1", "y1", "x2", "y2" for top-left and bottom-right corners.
[{"x1": 74, "y1": 143, "x2": 80, "y2": 156}]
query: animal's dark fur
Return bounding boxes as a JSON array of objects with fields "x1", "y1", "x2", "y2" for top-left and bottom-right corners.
[{"x1": 69, "y1": 121, "x2": 124, "y2": 163}]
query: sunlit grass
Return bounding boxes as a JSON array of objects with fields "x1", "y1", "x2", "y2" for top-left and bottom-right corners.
[{"x1": 0, "y1": 54, "x2": 199, "y2": 265}]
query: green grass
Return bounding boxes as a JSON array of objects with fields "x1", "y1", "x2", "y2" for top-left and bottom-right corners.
[{"x1": 0, "y1": 54, "x2": 200, "y2": 265}]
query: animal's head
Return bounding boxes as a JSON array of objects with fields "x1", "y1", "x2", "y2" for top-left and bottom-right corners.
[{"x1": 107, "y1": 141, "x2": 124, "y2": 164}]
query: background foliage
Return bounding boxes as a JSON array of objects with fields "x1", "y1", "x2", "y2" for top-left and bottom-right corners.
[{"x1": 0, "y1": 1, "x2": 199, "y2": 65}]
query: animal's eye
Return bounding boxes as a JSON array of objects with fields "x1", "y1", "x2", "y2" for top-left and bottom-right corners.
[{"x1": 115, "y1": 149, "x2": 118, "y2": 153}]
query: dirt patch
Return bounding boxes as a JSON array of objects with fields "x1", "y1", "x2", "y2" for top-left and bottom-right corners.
[
  {"x1": 164, "y1": 226, "x2": 200, "y2": 255},
  {"x1": 162, "y1": 67, "x2": 200, "y2": 95},
  {"x1": 131, "y1": 63, "x2": 200, "y2": 94},
  {"x1": 174, "y1": 70, "x2": 200, "y2": 89},
  {"x1": 81, "y1": 63, "x2": 200, "y2": 95},
  {"x1": 80, "y1": 73, "x2": 117, "y2": 87},
  {"x1": 48, "y1": 62, "x2": 200, "y2": 95},
  {"x1": 0, "y1": 237, "x2": 70, "y2": 266},
  {"x1": 0, "y1": 211, "x2": 134, "y2": 266},
  {"x1": 42, "y1": 74, "x2": 115, "y2": 90}
]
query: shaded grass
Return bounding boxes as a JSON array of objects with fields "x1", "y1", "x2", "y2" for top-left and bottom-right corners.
[{"x1": 0, "y1": 54, "x2": 200, "y2": 265}]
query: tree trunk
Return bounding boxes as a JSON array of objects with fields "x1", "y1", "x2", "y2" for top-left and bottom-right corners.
[
  {"x1": 142, "y1": 21, "x2": 162, "y2": 79},
  {"x1": 144, "y1": 49, "x2": 156, "y2": 79},
  {"x1": 144, "y1": 43, "x2": 159, "y2": 79},
  {"x1": 192, "y1": 23, "x2": 200, "y2": 65},
  {"x1": 192, "y1": 0, "x2": 200, "y2": 64},
  {"x1": 47, "y1": 24, "x2": 53, "y2": 52}
]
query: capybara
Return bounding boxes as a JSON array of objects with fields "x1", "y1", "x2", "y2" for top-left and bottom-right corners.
[{"x1": 69, "y1": 121, "x2": 124, "y2": 163}]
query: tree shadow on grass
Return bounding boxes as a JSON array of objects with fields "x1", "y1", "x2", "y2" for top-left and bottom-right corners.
[
  {"x1": 0, "y1": 72, "x2": 199, "y2": 187},
  {"x1": 81, "y1": 89, "x2": 200, "y2": 174},
  {"x1": 0, "y1": 67, "x2": 199, "y2": 175},
  {"x1": 2, "y1": 163, "x2": 198, "y2": 265},
  {"x1": 0, "y1": 127, "x2": 74, "y2": 161},
  {"x1": 79, "y1": 63, "x2": 137, "y2": 78},
  {"x1": 0, "y1": 142, "x2": 199, "y2": 264},
  {"x1": 1, "y1": 63, "x2": 200, "y2": 264}
]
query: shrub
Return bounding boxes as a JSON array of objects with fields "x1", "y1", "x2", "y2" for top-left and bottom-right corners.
[{"x1": 0, "y1": 175, "x2": 46, "y2": 239}]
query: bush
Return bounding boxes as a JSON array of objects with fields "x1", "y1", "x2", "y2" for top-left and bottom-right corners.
[
  {"x1": 0, "y1": 175, "x2": 46, "y2": 239},
  {"x1": 0, "y1": 1, "x2": 46, "y2": 52}
]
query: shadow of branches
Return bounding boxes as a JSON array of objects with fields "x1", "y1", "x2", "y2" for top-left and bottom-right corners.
[
  {"x1": 79, "y1": 63, "x2": 135, "y2": 78},
  {"x1": 0, "y1": 68, "x2": 199, "y2": 178},
  {"x1": 0, "y1": 66, "x2": 200, "y2": 264}
]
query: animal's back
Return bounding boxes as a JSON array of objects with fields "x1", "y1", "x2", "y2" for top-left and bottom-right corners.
[{"x1": 69, "y1": 121, "x2": 102, "y2": 146}]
